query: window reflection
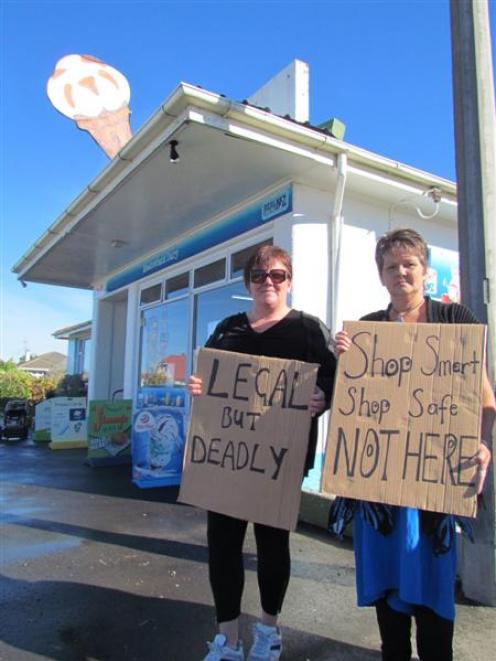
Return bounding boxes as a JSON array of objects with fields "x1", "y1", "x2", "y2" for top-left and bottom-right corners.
[
  {"x1": 139, "y1": 298, "x2": 189, "y2": 387},
  {"x1": 231, "y1": 239, "x2": 272, "y2": 279},
  {"x1": 166, "y1": 272, "x2": 189, "y2": 299},
  {"x1": 194, "y1": 281, "x2": 252, "y2": 350},
  {"x1": 194, "y1": 259, "x2": 226, "y2": 288},
  {"x1": 140, "y1": 283, "x2": 162, "y2": 305}
]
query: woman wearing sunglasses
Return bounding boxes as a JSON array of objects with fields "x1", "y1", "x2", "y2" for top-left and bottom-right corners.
[{"x1": 188, "y1": 244, "x2": 336, "y2": 661}]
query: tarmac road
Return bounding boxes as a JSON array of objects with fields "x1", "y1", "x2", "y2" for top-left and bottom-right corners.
[{"x1": 1, "y1": 439, "x2": 494, "y2": 660}]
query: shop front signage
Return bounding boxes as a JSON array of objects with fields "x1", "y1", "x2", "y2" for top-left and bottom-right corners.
[{"x1": 106, "y1": 185, "x2": 293, "y2": 292}]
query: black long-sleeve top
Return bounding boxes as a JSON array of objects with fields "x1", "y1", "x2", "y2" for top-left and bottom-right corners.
[{"x1": 205, "y1": 309, "x2": 337, "y2": 474}]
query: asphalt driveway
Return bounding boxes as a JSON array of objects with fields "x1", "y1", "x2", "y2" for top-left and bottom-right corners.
[{"x1": 1, "y1": 439, "x2": 494, "y2": 660}]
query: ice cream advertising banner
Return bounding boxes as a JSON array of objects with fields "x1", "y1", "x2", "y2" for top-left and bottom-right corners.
[
  {"x1": 425, "y1": 246, "x2": 460, "y2": 303},
  {"x1": 87, "y1": 400, "x2": 132, "y2": 466},
  {"x1": 179, "y1": 349, "x2": 319, "y2": 531},
  {"x1": 49, "y1": 397, "x2": 87, "y2": 449},
  {"x1": 322, "y1": 322, "x2": 486, "y2": 517},
  {"x1": 132, "y1": 401, "x2": 186, "y2": 488}
]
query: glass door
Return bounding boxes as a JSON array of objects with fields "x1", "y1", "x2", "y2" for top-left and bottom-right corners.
[{"x1": 133, "y1": 297, "x2": 189, "y2": 488}]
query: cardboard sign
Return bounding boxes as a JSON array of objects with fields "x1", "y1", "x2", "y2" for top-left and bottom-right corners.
[
  {"x1": 179, "y1": 348, "x2": 319, "y2": 530},
  {"x1": 322, "y1": 322, "x2": 486, "y2": 517}
]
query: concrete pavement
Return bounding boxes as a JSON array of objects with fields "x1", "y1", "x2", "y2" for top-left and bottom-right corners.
[{"x1": 1, "y1": 438, "x2": 494, "y2": 660}]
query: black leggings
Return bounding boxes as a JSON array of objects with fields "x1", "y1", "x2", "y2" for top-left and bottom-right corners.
[
  {"x1": 375, "y1": 598, "x2": 454, "y2": 661},
  {"x1": 207, "y1": 511, "x2": 290, "y2": 623}
]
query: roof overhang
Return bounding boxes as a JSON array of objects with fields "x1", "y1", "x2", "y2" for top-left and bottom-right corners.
[
  {"x1": 53, "y1": 320, "x2": 92, "y2": 340},
  {"x1": 13, "y1": 83, "x2": 457, "y2": 290}
]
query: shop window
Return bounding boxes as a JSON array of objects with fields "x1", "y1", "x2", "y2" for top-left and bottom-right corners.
[
  {"x1": 140, "y1": 283, "x2": 162, "y2": 306},
  {"x1": 139, "y1": 299, "x2": 189, "y2": 388},
  {"x1": 165, "y1": 272, "x2": 189, "y2": 299},
  {"x1": 194, "y1": 258, "x2": 226, "y2": 288},
  {"x1": 231, "y1": 239, "x2": 273, "y2": 279},
  {"x1": 193, "y1": 281, "x2": 252, "y2": 350}
]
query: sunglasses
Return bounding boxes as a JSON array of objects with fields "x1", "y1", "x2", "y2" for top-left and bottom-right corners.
[{"x1": 250, "y1": 269, "x2": 289, "y2": 284}]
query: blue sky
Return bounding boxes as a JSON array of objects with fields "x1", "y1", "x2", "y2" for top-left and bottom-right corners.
[{"x1": 2, "y1": 0, "x2": 495, "y2": 361}]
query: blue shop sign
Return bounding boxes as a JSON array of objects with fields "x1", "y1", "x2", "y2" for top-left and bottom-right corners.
[{"x1": 106, "y1": 185, "x2": 293, "y2": 292}]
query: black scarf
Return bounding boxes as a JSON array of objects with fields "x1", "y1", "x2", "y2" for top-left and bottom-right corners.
[{"x1": 328, "y1": 497, "x2": 474, "y2": 556}]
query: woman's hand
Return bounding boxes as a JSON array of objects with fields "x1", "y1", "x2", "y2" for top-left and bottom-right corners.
[
  {"x1": 188, "y1": 375, "x2": 203, "y2": 397},
  {"x1": 476, "y1": 369, "x2": 496, "y2": 494},
  {"x1": 473, "y1": 443, "x2": 492, "y2": 495},
  {"x1": 335, "y1": 330, "x2": 351, "y2": 356},
  {"x1": 309, "y1": 386, "x2": 326, "y2": 417}
]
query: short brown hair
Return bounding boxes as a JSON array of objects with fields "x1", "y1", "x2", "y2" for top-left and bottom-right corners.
[
  {"x1": 243, "y1": 245, "x2": 292, "y2": 287},
  {"x1": 375, "y1": 228, "x2": 429, "y2": 274}
]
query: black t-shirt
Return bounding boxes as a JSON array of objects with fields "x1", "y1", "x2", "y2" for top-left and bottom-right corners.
[
  {"x1": 361, "y1": 296, "x2": 479, "y2": 324},
  {"x1": 205, "y1": 309, "x2": 337, "y2": 473}
]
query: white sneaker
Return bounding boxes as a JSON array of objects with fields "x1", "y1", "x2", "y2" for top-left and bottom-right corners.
[
  {"x1": 203, "y1": 634, "x2": 244, "y2": 661},
  {"x1": 247, "y1": 623, "x2": 282, "y2": 660}
]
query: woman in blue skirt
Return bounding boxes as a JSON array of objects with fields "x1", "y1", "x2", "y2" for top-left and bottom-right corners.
[{"x1": 330, "y1": 228, "x2": 495, "y2": 661}]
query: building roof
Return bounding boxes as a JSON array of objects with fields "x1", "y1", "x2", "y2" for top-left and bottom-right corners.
[
  {"x1": 18, "y1": 352, "x2": 67, "y2": 375},
  {"x1": 12, "y1": 81, "x2": 457, "y2": 291},
  {"x1": 53, "y1": 320, "x2": 92, "y2": 340}
]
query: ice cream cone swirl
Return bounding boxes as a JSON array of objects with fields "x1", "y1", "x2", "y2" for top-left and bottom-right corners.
[{"x1": 47, "y1": 54, "x2": 132, "y2": 158}]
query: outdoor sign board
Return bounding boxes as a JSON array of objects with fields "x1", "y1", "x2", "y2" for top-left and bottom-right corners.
[
  {"x1": 33, "y1": 399, "x2": 52, "y2": 442},
  {"x1": 425, "y1": 245, "x2": 460, "y2": 303},
  {"x1": 322, "y1": 321, "x2": 486, "y2": 517},
  {"x1": 179, "y1": 348, "x2": 319, "y2": 530},
  {"x1": 87, "y1": 400, "x2": 132, "y2": 466},
  {"x1": 49, "y1": 397, "x2": 88, "y2": 449},
  {"x1": 132, "y1": 386, "x2": 186, "y2": 488}
]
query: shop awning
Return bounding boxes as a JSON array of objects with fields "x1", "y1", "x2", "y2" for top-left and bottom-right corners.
[{"x1": 13, "y1": 83, "x2": 456, "y2": 290}]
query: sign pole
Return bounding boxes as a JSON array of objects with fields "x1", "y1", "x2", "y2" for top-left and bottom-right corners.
[{"x1": 450, "y1": 0, "x2": 496, "y2": 605}]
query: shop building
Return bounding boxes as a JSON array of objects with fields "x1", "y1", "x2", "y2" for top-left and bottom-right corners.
[{"x1": 13, "y1": 61, "x2": 459, "y2": 491}]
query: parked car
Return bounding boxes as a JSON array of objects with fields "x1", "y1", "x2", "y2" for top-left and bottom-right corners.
[{"x1": 1, "y1": 399, "x2": 33, "y2": 440}]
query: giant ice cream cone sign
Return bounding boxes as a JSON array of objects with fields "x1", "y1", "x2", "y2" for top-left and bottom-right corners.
[{"x1": 47, "y1": 54, "x2": 132, "y2": 159}]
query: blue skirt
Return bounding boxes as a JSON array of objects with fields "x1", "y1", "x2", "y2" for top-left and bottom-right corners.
[{"x1": 353, "y1": 506, "x2": 457, "y2": 621}]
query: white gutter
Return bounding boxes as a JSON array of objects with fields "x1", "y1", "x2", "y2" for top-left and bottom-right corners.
[
  {"x1": 13, "y1": 82, "x2": 457, "y2": 279},
  {"x1": 329, "y1": 153, "x2": 348, "y2": 335},
  {"x1": 175, "y1": 85, "x2": 457, "y2": 192}
]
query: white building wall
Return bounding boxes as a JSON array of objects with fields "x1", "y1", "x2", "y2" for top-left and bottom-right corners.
[
  {"x1": 88, "y1": 295, "x2": 113, "y2": 400},
  {"x1": 273, "y1": 183, "x2": 333, "y2": 326},
  {"x1": 88, "y1": 293, "x2": 127, "y2": 400},
  {"x1": 247, "y1": 60, "x2": 310, "y2": 123},
  {"x1": 109, "y1": 300, "x2": 127, "y2": 399},
  {"x1": 336, "y1": 191, "x2": 458, "y2": 326}
]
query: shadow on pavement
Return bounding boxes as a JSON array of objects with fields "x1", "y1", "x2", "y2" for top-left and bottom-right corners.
[
  {"x1": 2, "y1": 513, "x2": 356, "y2": 589},
  {"x1": 2, "y1": 514, "x2": 209, "y2": 563},
  {"x1": 0, "y1": 573, "x2": 380, "y2": 661}
]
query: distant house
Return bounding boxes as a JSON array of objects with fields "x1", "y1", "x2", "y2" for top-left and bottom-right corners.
[
  {"x1": 159, "y1": 354, "x2": 187, "y2": 384},
  {"x1": 53, "y1": 321, "x2": 92, "y2": 376},
  {"x1": 18, "y1": 351, "x2": 67, "y2": 378}
]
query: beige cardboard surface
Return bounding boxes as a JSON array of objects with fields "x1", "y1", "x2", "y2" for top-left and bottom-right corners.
[
  {"x1": 322, "y1": 322, "x2": 486, "y2": 517},
  {"x1": 179, "y1": 348, "x2": 319, "y2": 530}
]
